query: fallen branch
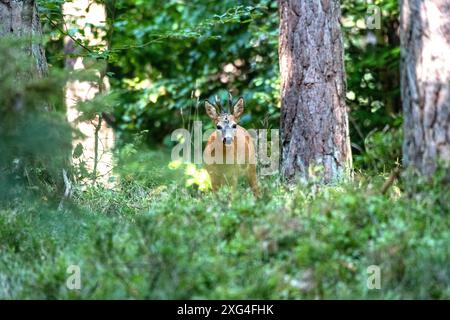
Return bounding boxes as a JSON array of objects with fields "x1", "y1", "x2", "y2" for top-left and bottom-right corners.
[
  {"x1": 58, "y1": 169, "x2": 72, "y2": 211},
  {"x1": 381, "y1": 167, "x2": 401, "y2": 195}
]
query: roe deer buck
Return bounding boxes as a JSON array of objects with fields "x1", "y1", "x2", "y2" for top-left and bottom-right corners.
[{"x1": 204, "y1": 93, "x2": 260, "y2": 197}]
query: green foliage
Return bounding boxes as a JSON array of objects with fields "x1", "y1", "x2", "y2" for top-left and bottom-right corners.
[
  {"x1": 40, "y1": 0, "x2": 402, "y2": 169},
  {"x1": 0, "y1": 35, "x2": 119, "y2": 196},
  {"x1": 1, "y1": 149, "x2": 449, "y2": 299},
  {"x1": 0, "y1": 37, "x2": 72, "y2": 200},
  {"x1": 354, "y1": 123, "x2": 402, "y2": 173},
  {"x1": 89, "y1": 0, "x2": 401, "y2": 172},
  {"x1": 342, "y1": 0, "x2": 401, "y2": 162},
  {"x1": 103, "y1": 0, "x2": 279, "y2": 144}
]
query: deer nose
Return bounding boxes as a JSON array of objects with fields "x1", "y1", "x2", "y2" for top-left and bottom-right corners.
[{"x1": 223, "y1": 137, "x2": 232, "y2": 145}]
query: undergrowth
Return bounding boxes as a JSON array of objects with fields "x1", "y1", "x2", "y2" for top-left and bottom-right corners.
[{"x1": 0, "y1": 150, "x2": 449, "y2": 299}]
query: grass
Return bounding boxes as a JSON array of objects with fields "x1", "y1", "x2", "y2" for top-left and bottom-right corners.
[{"x1": 0, "y1": 149, "x2": 449, "y2": 299}]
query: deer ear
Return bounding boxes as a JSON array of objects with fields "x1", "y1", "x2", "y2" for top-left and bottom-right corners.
[
  {"x1": 232, "y1": 97, "x2": 244, "y2": 120},
  {"x1": 205, "y1": 100, "x2": 218, "y2": 121}
]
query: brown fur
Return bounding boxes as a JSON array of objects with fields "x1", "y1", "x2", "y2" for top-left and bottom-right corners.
[{"x1": 204, "y1": 99, "x2": 260, "y2": 197}]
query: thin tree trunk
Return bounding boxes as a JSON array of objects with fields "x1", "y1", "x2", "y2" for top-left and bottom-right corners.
[
  {"x1": 63, "y1": 0, "x2": 115, "y2": 186},
  {"x1": 400, "y1": 0, "x2": 450, "y2": 179},
  {"x1": 279, "y1": 0, "x2": 352, "y2": 183}
]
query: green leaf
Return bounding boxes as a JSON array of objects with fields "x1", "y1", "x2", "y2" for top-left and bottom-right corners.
[{"x1": 73, "y1": 143, "x2": 84, "y2": 159}]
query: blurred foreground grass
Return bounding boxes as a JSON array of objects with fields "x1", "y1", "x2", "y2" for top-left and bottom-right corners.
[{"x1": 0, "y1": 148, "x2": 449, "y2": 299}]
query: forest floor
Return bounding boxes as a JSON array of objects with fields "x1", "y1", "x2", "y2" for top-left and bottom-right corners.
[{"x1": 0, "y1": 149, "x2": 449, "y2": 299}]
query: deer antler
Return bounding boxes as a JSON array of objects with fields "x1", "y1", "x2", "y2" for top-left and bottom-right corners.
[
  {"x1": 215, "y1": 95, "x2": 223, "y2": 114},
  {"x1": 228, "y1": 91, "x2": 233, "y2": 114}
]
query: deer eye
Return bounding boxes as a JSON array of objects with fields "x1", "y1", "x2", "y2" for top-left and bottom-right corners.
[
  {"x1": 216, "y1": 125, "x2": 222, "y2": 130},
  {"x1": 232, "y1": 124, "x2": 237, "y2": 129}
]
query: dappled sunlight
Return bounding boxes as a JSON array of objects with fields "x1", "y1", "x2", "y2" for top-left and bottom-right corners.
[
  {"x1": 185, "y1": 163, "x2": 212, "y2": 192},
  {"x1": 168, "y1": 160, "x2": 211, "y2": 192}
]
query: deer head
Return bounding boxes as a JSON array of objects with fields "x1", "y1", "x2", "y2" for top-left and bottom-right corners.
[{"x1": 205, "y1": 93, "x2": 244, "y2": 146}]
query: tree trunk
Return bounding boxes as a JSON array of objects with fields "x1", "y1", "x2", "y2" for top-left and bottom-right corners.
[
  {"x1": 279, "y1": 0, "x2": 352, "y2": 183},
  {"x1": 400, "y1": 0, "x2": 450, "y2": 178},
  {"x1": 0, "y1": 0, "x2": 49, "y2": 103}
]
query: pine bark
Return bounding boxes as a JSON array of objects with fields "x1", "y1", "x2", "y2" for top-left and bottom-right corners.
[
  {"x1": 0, "y1": 0, "x2": 48, "y2": 80},
  {"x1": 400, "y1": 0, "x2": 450, "y2": 178},
  {"x1": 279, "y1": 0, "x2": 352, "y2": 183}
]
